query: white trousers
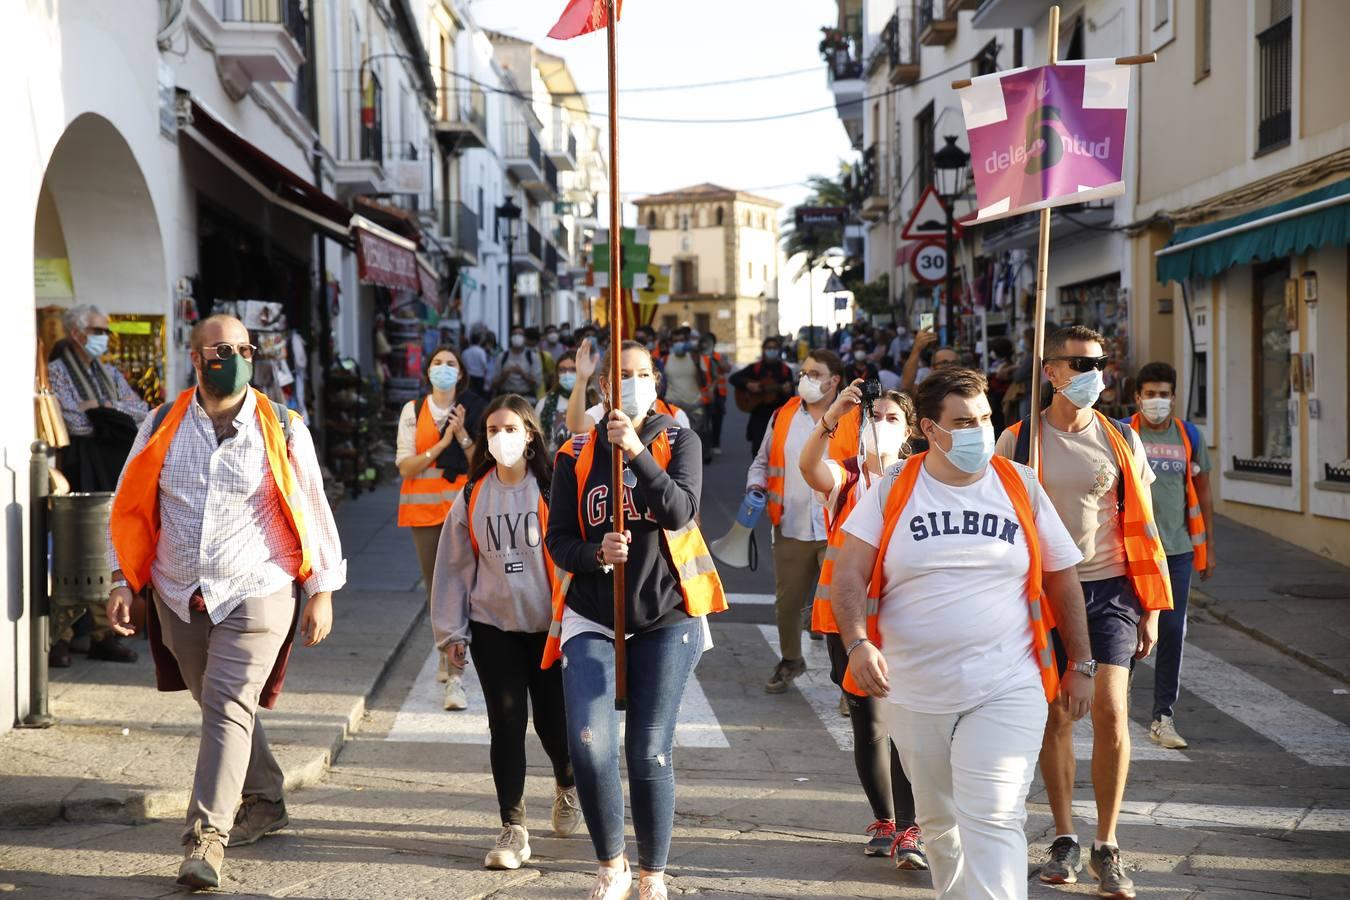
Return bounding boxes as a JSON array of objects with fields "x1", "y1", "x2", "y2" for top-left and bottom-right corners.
[{"x1": 882, "y1": 676, "x2": 1048, "y2": 900}]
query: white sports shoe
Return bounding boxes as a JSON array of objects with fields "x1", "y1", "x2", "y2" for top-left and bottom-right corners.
[
  {"x1": 1150, "y1": 715, "x2": 1189, "y2": 749},
  {"x1": 638, "y1": 874, "x2": 668, "y2": 899},
  {"x1": 443, "y1": 672, "x2": 468, "y2": 711},
  {"x1": 484, "y1": 824, "x2": 530, "y2": 870},
  {"x1": 552, "y1": 785, "x2": 582, "y2": 836},
  {"x1": 587, "y1": 862, "x2": 633, "y2": 900}
]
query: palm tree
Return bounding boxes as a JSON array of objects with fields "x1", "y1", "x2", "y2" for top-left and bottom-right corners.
[{"x1": 781, "y1": 163, "x2": 860, "y2": 281}]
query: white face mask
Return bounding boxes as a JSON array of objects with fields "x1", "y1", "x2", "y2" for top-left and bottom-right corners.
[
  {"x1": 616, "y1": 376, "x2": 657, "y2": 419},
  {"x1": 863, "y1": 419, "x2": 906, "y2": 459},
  {"x1": 488, "y1": 430, "x2": 528, "y2": 468},
  {"x1": 798, "y1": 376, "x2": 827, "y2": 404},
  {"x1": 1140, "y1": 396, "x2": 1173, "y2": 425}
]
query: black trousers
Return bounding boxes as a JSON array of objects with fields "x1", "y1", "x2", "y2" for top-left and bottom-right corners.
[
  {"x1": 826, "y1": 633, "x2": 917, "y2": 827},
  {"x1": 469, "y1": 621, "x2": 575, "y2": 825}
]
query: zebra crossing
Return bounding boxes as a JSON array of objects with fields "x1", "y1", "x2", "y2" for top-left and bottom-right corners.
[{"x1": 386, "y1": 619, "x2": 1350, "y2": 772}]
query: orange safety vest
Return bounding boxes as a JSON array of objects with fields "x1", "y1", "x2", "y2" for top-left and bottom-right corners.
[
  {"x1": 828, "y1": 406, "x2": 862, "y2": 464},
  {"x1": 839, "y1": 453, "x2": 1061, "y2": 702},
  {"x1": 110, "y1": 387, "x2": 312, "y2": 593},
  {"x1": 398, "y1": 399, "x2": 469, "y2": 528},
  {"x1": 1129, "y1": 414, "x2": 1209, "y2": 572},
  {"x1": 812, "y1": 458, "x2": 865, "y2": 634},
  {"x1": 654, "y1": 398, "x2": 683, "y2": 421},
  {"x1": 540, "y1": 429, "x2": 728, "y2": 668},
  {"x1": 764, "y1": 396, "x2": 804, "y2": 525},
  {"x1": 464, "y1": 473, "x2": 562, "y2": 592},
  {"x1": 1006, "y1": 412, "x2": 1174, "y2": 611},
  {"x1": 705, "y1": 352, "x2": 728, "y2": 399}
]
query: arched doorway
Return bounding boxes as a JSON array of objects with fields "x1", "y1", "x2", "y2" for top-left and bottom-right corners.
[{"x1": 34, "y1": 112, "x2": 170, "y2": 420}]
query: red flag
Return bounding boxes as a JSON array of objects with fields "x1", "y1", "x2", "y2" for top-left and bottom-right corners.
[{"x1": 548, "y1": 0, "x2": 622, "y2": 40}]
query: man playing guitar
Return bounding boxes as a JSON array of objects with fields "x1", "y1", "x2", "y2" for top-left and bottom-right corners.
[{"x1": 730, "y1": 336, "x2": 795, "y2": 455}]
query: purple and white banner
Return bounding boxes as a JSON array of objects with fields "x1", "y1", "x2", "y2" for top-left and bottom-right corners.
[{"x1": 958, "y1": 60, "x2": 1131, "y2": 224}]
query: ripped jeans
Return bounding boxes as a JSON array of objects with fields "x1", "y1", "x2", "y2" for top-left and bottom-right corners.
[{"x1": 560, "y1": 616, "x2": 703, "y2": 872}]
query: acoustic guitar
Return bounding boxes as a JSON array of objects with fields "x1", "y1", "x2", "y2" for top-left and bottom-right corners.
[{"x1": 734, "y1": 369, "x2": 793, "y2": 413}]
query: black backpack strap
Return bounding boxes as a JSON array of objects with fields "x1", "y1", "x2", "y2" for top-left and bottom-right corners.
[
  {"x1": 152, "y1": 396, "x2": 292, "y2": 444},
  {"x1": 1012, "y1": 416, "x2": 1032, "y2": 466},
  {"x1": 151, "y1": 403, "x2": 170, "y2": 434}
]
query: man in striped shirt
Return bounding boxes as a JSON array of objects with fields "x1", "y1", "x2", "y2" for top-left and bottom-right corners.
[{"x1": 105, "y1": 315, "x2": 346, "y2": 890}]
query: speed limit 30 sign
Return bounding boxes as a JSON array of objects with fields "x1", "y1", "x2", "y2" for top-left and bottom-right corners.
[{"x1": 910, "y1": 240, "x2": 948, "y2": 285}]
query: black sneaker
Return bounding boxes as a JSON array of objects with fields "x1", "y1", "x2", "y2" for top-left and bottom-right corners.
[
  {"x1": 1088, "y1": 844, "x2": 1136, "y2": 899},
  {"x1": 863, "y1": 819, "x2": 896, "y2": 857},
  {"x1": 764, "y1": 658, "x2": 806, "y2": 694},
  {"x1": 1039, "y1": 836, "x2": 1082, "y2": 884}
]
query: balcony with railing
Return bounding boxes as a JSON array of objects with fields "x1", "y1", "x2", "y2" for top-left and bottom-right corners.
[
  {"x1": 544, "y1": 240, "x2": 559, "y2": 279},
  {"x1": 859, "y1": 145, "x2": 888, "y2": 221},
  {"x1": 509, "y1": 222, "x2": 544, "y2": 270},
  {"x1": 548, "y1": 123, "x2": 578, "y2": 171},
  {"x1": 505, "y1": 121, "x2": 549, "y2": 198},
  {"x1": 331, "y1": 72, "x2": 385, "y2": 194},
  {"x1": 1256, "y1": 15, "x2": 1292, "y2": 155},
  {"x1": 879, "y1": 11, "x2": 919, "y2": 86},
  {"x1": 436, "y1": 83, "x2": 488, "y2": 153},
  {"x1": 544, "y1": 156, "x2": 559, "y2": 198},
  {"x1": 191, "y1": 0, "x2": 307, "y2": 99},
  {"x1": 822, "y1": 15, "x2": 865, "y2": 148},
  {"x1": 445, "y1": 201, "x2": 479, "y2": 265},
  {"x1": 944, "y1": 0, "x2": 980, "y2": 14},
  {"x1": 917, "y1": 0, "x2": 957, "y2": 46}
]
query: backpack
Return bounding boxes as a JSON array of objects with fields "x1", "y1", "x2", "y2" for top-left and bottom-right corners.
[{"x1": 152, "y1": 395, "x2": 293, "y2": 444}]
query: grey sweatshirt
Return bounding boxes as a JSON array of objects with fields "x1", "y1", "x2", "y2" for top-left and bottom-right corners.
[{"x1": 430, "y1": 469, "x2": 554, "y2": 647}]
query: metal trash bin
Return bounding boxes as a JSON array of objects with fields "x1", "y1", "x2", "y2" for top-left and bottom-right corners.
[{"x1": 49, "y1": 492, "x2": 114, "y2": 637}]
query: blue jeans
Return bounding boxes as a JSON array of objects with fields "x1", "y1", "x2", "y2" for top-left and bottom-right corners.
[
  {"x1": 561, "y1": 616, "x2": 702, "y2": 872},
  {"x1": 1153, "y1": 552, "x2": 1194, "y2": 720}
]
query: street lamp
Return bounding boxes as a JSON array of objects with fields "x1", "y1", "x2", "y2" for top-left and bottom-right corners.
[
  {"x1": 934, "y1": 135, "x2": 970, "y2": 348},
  {"x1": 496, "y1": 196, "x2": 522, "y2": 332}
]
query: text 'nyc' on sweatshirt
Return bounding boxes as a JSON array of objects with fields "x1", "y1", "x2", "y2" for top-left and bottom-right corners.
[{"x1": 430, "y1": 469, "x2": 554, "y2": 647}]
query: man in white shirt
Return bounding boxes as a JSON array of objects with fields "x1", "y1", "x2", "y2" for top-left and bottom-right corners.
[
  {"x1": 835, "y1": 367, "x2": 1093, "y2": 900},
  {"x1": 461, "y1": 333, "x2": 490, "y2": 396},
  {"x1": 104, "y1": 315, "x2": 346, "y2": 890},
  {"x1": 747, "y1": 349, "x2": 841, "y2": 693}
]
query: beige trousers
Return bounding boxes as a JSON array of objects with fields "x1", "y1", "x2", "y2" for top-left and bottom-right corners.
[
  {"x1": 156, "y1": 587, "x2": 294, "y2": 843},
  {"x1": 771, "y1": 526, "x2": 828, "y2": 662},
  {"x1": 412, "y1": 523, "x2": 463, "y2": 676}
]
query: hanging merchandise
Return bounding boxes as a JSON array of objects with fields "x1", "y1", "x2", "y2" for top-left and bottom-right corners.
[
  {"x1": 290, "y1": 331, "x2": 310, "y2": 422},
  {"x1": 107, "y1": 314, "x2": 168, "y2": 405},
  {"x1": 324, "y1": 357, "x2": 382, "y2": 499}
]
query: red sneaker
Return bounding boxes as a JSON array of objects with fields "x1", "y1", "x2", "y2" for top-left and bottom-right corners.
[{"x1": 892, "y1": 824, "x2": 929, "y2": 870}]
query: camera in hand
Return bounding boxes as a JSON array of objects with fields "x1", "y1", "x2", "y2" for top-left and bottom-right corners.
[{"x1": 859, "y1": 379, "x2": 882, "y2": 413}]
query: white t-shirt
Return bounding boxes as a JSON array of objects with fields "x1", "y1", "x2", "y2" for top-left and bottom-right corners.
[
  {"x1": 843, "y1": 462, "x2": 1083, "y2": 714},
  {"x1": 395, "y1": 397, "x2": 451, "y2": 464}
]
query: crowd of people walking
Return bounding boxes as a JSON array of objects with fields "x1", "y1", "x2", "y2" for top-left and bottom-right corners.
[{"x1": 100, "y1": 309, "x2": 1210, "y2": 899}]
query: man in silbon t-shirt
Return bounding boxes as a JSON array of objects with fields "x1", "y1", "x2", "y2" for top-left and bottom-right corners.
[{"x1": 833, "y1": 367, "x2": 1094, "y2": 900}]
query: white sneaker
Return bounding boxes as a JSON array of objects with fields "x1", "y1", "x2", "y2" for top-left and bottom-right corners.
[
  {"x1": 552, "y1": 784, "x2": 582, "y2": 836},
  {"x1": 638, "y1": 874, "x2": 668, "y2": 900},
  {"x1": 436, "y1": 652, "x2": 450, "y2": 683},
  {"x1": 443, "y1": 673, "x2": 468, "y2": 711},
  {"x1": 1150, "y1": 715, "x2": 1189, "y2": 749},
  {"x1": 587, "y1": 861, "x2": 633, "y2": 900},
  {"x1": 484, "y1": 824, "x2": 530, "y2": 870}
]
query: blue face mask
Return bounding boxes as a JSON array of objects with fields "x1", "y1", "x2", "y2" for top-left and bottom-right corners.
[
  {"x1": 672, "y1": 341, "x2": 688, "y2": 356},
  {"x1": 428, "y1": 364, "x2": 460, "y2": 391},
  {"x1": 84, "y1": 333, "x2": 109, "y2": 359},
  {"x1": 933, "y1": 422, "x2": 995, "y2": 474},
  {"x1": 558, "y1": 371, "x2": 578, "y2": 392},
  {"x1": 1057, "y1": 368, "x2": 1105, "y2": 409}
]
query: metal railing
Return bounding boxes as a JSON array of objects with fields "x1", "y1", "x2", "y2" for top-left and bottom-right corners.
[
  {"x1": 917, "y1": 0, "x2": 949, "y2": 33},
  {"x1": 545, "y1": 241, "x2": 559, "y2": 275},
  {"x1": 545, "y1": 156, "x2": 559, "y2": 195},
  {"x1": 505, "y1": 120, "x2": 543, "y2": 168},
  {"x1": 1256, "y1": 16, "x2": 1292, "y2": 153},
  {"x1": 438, "y1": 84, "x2": 487, "y2": 134},
  {"x1": 880, "y1": 11, "x2": 919, "y2": 70},
  {"x1": 451, "y1": 202, "x2": 478, "y2": 257},
  {"x1": 217, "y1": 0, "x2": 303, "y2": 37},
  {"x1": 828, "y1": 45, "x2": 864, "y2": 81},
  {"x1": 1233, "y1": 455, "x2": 1292, "y2": 477},
  {"x1": 550, "y1": 127, "x2": 578, "y2": 159}
]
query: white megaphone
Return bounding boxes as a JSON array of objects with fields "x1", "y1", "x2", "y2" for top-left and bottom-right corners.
[{"x1": 711, "y1": 489, "x2": 767, "y2": 570}]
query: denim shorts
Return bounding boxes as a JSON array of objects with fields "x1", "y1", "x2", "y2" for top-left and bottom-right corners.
[{"x1": 1052, "y1": 574, "x2": 1142, "y2": 672}]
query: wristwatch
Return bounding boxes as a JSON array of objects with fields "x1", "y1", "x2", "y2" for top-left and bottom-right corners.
[{"x1": 1067, "y1": 659, "x2": 1098, "y2": 677}]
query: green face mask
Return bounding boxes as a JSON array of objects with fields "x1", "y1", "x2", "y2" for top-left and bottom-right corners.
[{"x1": 201, "y1": 354, "x2": 253, "y2": 397}]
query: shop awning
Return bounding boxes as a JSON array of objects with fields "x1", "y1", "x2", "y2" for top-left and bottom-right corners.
[
  {"x1": 354, "y1": 216, "x2": 420, "y2": 291},
  {"x1": 1156, "y1": 178, "x2": 1350, "y2": 284},
  {"x1": 182, "y1": 99, "x2": 353, "y2": 241},
  {"x1": 417, "y1": 254, "x2": 441, "y2": 307}
]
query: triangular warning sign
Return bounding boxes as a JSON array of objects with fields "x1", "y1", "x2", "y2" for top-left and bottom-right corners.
[
  {"x1": 823, "y1": 272, "x2": 846, "y2": 294},
  {"x1": 901, "y1": 185, "x2": 962, "y2": 241}
]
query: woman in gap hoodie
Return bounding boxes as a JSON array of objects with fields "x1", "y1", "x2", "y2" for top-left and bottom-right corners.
[
  {"x1": 431, "y1": 394, "x2": 580, "y2": 872},
  {"x1": 546, "y1": 340, "x2": 727, "y2": 900}
]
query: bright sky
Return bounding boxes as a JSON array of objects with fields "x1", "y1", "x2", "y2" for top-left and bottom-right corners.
[{"x1": 470, "y1": 0, "x2": 855, "y2": 217}]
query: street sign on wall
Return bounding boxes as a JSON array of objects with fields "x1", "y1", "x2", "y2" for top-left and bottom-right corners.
[
  {"x1": 794, "y1": 206, "x2": 848, "y2": 229},
  {"x1": 910, "y1": 241, "x2": 948, "y2": 285}
]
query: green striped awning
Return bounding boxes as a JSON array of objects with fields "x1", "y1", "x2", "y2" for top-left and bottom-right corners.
[{"x1": 1156, "y1": 177, "x2": 1350, "y2": 284}]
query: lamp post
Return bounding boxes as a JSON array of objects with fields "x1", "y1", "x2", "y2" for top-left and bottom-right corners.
[
  {"x1": 934, "y1": 135, "x2": 970, "y2": 348},
  {"x1": 496, "y1": 196, "x2": 522, "y2": 333}
]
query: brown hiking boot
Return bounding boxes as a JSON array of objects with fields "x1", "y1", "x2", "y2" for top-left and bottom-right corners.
[
  {"x1": 231, "y1": 795, "x2": 289, "y2": 847},
  {"x1": 177, "y1": 821, "x2": 225, "y2": 889},
  {"x1": 764, "y1": 657, "x2": 806, "y2": 694}
]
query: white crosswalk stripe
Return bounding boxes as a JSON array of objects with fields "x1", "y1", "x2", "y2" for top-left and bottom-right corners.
[
  {"x1": 757, "y1": 625, "x2": 853, "y2": 752},
  {"x1": 1141, "y1": 642, "x2": 1350, "y2": 766},
  {"x1": 387, "y1": 647, "x2": 729, "y2": 748}
]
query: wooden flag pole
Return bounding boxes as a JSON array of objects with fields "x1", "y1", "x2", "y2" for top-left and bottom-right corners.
[
  {"x1": 1028, "y1": 4, "x2": 1061, "y2": 474},
  {"x1": 605, "y1": 0, "x2": 627, "y2": 712}
]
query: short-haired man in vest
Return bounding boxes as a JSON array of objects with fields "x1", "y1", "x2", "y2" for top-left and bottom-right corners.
[
  {"x1": 1132, "y1": 361, "x2": 1213, "y2": 751},
  {"x1": 746, "y1": 349, "x2": 842, "y2": 693},
  {"x1": 994, "y1": 325, "x2": 1172, "y2": 900},
  {"x1": 105, "y1": 314, "x2": 346, "y2": 890}
]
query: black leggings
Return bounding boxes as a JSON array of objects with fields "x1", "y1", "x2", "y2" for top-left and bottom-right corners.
[
  {"x1": 469, "y1": 622, "x2": 575, "y2": 825},
  {"x1": 826, "y1": 633, "x2": 917, "y2": 827}
]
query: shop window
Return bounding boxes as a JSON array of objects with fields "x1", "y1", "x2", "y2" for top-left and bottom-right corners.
[{"x1": 1253, "y1": 262, "x2": 1292, "y2": 460}]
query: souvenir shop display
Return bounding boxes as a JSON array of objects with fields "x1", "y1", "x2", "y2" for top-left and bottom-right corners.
[
  {"x1": 324, "y1": 357, "x2": 382, "y2": 498},
  {"x1": 106, "y1": 314, "x2": 168, "y2": 406}
]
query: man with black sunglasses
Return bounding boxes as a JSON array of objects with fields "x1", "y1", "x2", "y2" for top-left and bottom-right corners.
[{"x1": 995, "y1": 324, "x2": 1172, "y2": 900}]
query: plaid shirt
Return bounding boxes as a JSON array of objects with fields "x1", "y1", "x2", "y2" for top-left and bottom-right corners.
[
  {"x1": 48, "y1": 356, "x2": 149, "y2": 436},
  {"x1": 107, "y1": 389, "x2": 347, "y2": 625}
]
